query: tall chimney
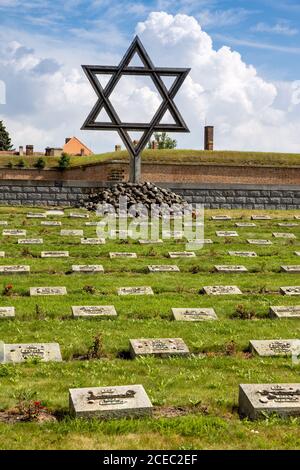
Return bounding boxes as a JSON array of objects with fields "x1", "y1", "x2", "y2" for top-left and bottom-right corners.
[
  {"x1": 26, "y1": 145, "x2": 34, "y2": 156},
  {"x1": 204, "y1": 126, "x2": 214, "y2": 151}
]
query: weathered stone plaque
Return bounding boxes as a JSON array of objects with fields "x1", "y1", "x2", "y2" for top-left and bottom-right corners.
[
  {"x1": 203, "y1": 285, "x2": 242, "y2": 295},
  {"x1": 280, "y1": 286, "x2": 300, "y2": 296},
  {"x1": 0, "y1": 265, "x2": 30, "y2": 274},
  {"x1": 168, "y1": 251, "x2": 196, "y2": 258},
  {"x1": 250, "y1": 339, "x2": 300, "y2": 356},
  {"x1": 30, "y1": 286, "x2": 67, "y2": 296},
  {"x1": 46, "y1": 210, "x2": 64, "y2": 216},
  {"x1": 60, "y1": 230, "x2": 83, "y2": 236},
  {"x1": 148, "y1": 265, "x2": 180, "y2": 273},
  {"x1": 69, "y1": 384, "x2": 152, "y2": 419},
  {"x1": 214, "y1": 265, "x2": 248, "y2": 273},
  {"x1": 81, "y1": 238, "x2": 105, "y2": 244},
  {"x1": 72, "y1": 265, "x2": 104, "y2": 273},
  {"x1": 41, "y1": 221, "x2": 61, "y2": 226},
  {"x1": 0, "y1": 307, "x2": 15, "y2": 319},
  {"x1": 72, "y1": 305, "x2": 117, "y2": 318},
  {"x1": 295, "y1": 252, "x2": 300, "y2": 257},
  {"x1": 3, "y1": 229, "x2": 26, "y2": 236},
  {"x1": 235, "y1": 222, "x2": 256, "y2": 227},
  {"x1": 70, "y1": 213, "x2": 89, "y2": 218},
  {"x1": 162, "y1": 230, "x2": 184, "y2": 238},
  {"x1": 251, "y1": 215, "x2": 272, "y2": 220},
  {"x1": 228, "y1": 251, "x2": 257, "y2": 257},
  {"x1": 211, "y1": 215, "x2": 231, "y2": 220},
  {"x1": 110, "y1": 252, "x2": 137, "y2": 258},
  {"x1": 273, "y1": 232, "x2": 296, "y2": 239},
  {"x1": 118, "y1": 286, "x2": 154, "y2": 296},
  {"x1": 278, "y1": 223, "x2": 298, "y2": 227},
  {"x1": 270, "y1": 306, "x2": 300, "y2": 318},
  {"x1": 0, "y1": 251, "x2": 5, "y2": 257},
  {"x1": 110, "y1": 229, "x2": 133, "y2": 238},
  {"x1": 18, "y1": 238, "x2": 43, "y2": 244},
  {"x1": 281, "y1": 266, "x2": 300, "y2": 273},
  {"x1": 85, "y1": 222, "x2": 100, "y2": 226},
  {"x1": 187, "y1": 239, "x2": 213, "y2": 245},
  {"x1": 239, "y1": 383, "x2": 300, "y2": 420},
  {"x1": 1, "y1": 342, "x2": 62, "y2": 363},
  {"x1": 41, "y1": 251, "x2": 69, "y2": 258},
  {"x1": 129, "y1": 338, "x2": 189, "y2": 358},
  {"x1": 172, "y1": 308, "x2": 218, "y2": 321},
  {"x1": 138, "y1": 239, "x2": 163, "y2": 244},
  {"x1": 27, "y1": 213, "x2": 46, "y2": 218},
  {"x1": 216, "y1": 231, "x2": 238, "y2": 237},
  {"x1": 247, "y1": 239, "x2": 272, "y2": 245},
  {"x1": 0, "y1": 221, "x2": 8, "y2": 225}
]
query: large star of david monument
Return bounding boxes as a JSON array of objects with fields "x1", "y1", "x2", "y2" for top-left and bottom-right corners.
[{"x1": 81, "y1": 36, "x2": 190, "y2": 183}]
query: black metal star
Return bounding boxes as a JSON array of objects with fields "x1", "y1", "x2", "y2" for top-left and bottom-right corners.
[{"x1": 81, "y1": 36, "x2": 190, "y2": 181}]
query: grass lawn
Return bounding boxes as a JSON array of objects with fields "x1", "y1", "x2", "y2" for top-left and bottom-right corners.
[
  {"x1": 0, "y1": 206, "x2": 300, "y2": 449},
  {"x1": 1, "y1": 148, "x2": 300, "y2": 169}
]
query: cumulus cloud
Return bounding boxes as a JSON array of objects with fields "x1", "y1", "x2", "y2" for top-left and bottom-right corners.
[{"x1": 0, "y1": 11, "x2": 300, "y2": 153}]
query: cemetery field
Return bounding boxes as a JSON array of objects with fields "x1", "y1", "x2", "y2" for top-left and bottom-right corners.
[{"x1": 0, "y1": 206, "x2": 300, "y2": 449}]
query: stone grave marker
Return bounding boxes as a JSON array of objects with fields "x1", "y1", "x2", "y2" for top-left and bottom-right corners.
[
  {"x1": 85, "y1": 222, "x2": 100, "y2": 226},
  {"x1": 41, "y1": 221, "x2": 62, "y2": 226},
  {"x1": 251, "y1": 215, "x2": 272, "y2": 220},
  {"x1": 60, "y1": 229, "x2": 83, "y2": 236},
  {"x1": 172, "y1": 308, "x2": 218, "y2": 321},
  {"x1": 117, "y1": 286, "x2": 154, "y2": 296},
  {"x1": 110, "y1": 229, "x2": 132, "y2": 238},
  {"x1": 129, "y1": 338, "x2": 189, "y2": 358},
  {"x1": 27, "y1": 213, "x2": 46, "y2": 218},
  {"x1": 69, "y1": 384, "x2": 152, "y2": 419},
  {"x1": 214, "y1": 265, "x2": 248, "y2": 273},
  {"x1": 168, "y1": 251, "x2": 196, "y2": 258},
  {"x1": 281, "y1": 266, "x2": 300, "y2": 273},
  {"x1": 3, "y1": 229, "x2": 26, "y2": 236},
  {"x1": 247, "y1": 239, "x2": 272, "y2": 245},
  {"x1": 0, "y1": 307, "x2": 15, "y2": 319},
  {"x1": 294, "y1": 216, "x2": 300, "y2": 220},
  {"x1": 250, "y1": 339, "x2": 300, "y2": 356},
  {"x1": 69, "y1": 213, "x2": 89, "y2": 218},
  {"x1": 0, "y1": 221, "x2": 8, "y2": 225},
  {"x1": 235, "y1": 222, "x2": 256, "y2": 227},
  {"x1": 72, "y1": 265, "x2": 104, "y2": 273},
  {"x1": 110, "y1": 252, "x2": 137, "y2": 258},
  {"x1": 211, "y1": 215, "x2": 231, "y2": 221},
  {"x1": 46, "y1": 210, "x2": 64, "y2": 216},
  {"x1": 18, "y1": 238, "x2": 43, "y2": 244},
  {"x1": 81, "y1": 238, "x2": 105, "y2": 244},
  {"x1": 0, "y1": 251, "x2": 5, "y2": 257},
  {"x1": 187, "y1": 239, "x2": 213, "y2": 245},
  {"x1": 0, "y1": 265, "x2": 30, "y2": 274},
  {"x1": 278, "y1": 223, "x2": 298, "y2": 227},
  {"x1": 202, "y1": 285, "x2": 242, "y2": 295},
  {"x1": 295, "y1": 252, "x2": 300, "y2": 257},
  {"x1": 162, "y1": 230, "x2": 184, "y2": 239},
  {"x1": 280, "y1": 286, "x2": 300, "y2": 296},
  {"x1": 239, "y1": 383, "x2": 300, "y2": 420},
  {"x1": 41, "y1": 251, "x2": 69, "y2": 258},
  {"x1": 228, "y1": 251, "x2": 257, "y2": 257},
  {"x1": 72, "y1": 305, "x2": 117, "y2": 318},
  {"x1": 138, "y1": 239, "x2": 163, "y2": 244},
  {"x1": 30, "y1": 286, "x2": 67, "y2": 296},
  {"x1": 273, "y1": 232, "x2": 296, "y2": 239},
  {"x1": 148, "y1": 265, "x2": 180, "y2": 273},
  {"x1": 0, "y1": 342, "x2": 62, "y2": 363},
  {"x1": 216, "y1": 231, "x2": 239, "y2": 237},
  {"x1": 270, "y1": 306, "x2": 300, "y2": 318}
]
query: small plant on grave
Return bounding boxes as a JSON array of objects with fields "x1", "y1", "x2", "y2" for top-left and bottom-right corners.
[
  {"x1": 87, "y1": 334, "x2": 105, "y2": 359},
  {"x1": 3, "y1": 283, "x2": 13, "y2": 296},
  {"x1": 189, "y1": 265, "x2": 201, "y2": 274},
  {"x1": 21, "y1": 248, "x2": 32, "y2": 257},
  {"x1": 224, "y1": 340, "x2": 237, "y2": 356},
  {"x1": 35, "y1": 304, "x2": 47, "y2": 320},
  {"x1": 83, "y1": 285, "x2": 96, "y2": 294},
  {"x1": 34, "y1": 157, "x2": 46, "y2": 170},
  {"x1": 15, "y1": 391, "x2": 47, "y2": 421},
  {"x1": 231, "y1": 304, "x2": 257, "y2": 320},
  {"x1": 16, "y1": 158, "x2": 26, "y2": 168}
]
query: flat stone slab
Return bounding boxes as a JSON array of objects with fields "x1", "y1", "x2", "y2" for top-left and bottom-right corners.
[
  {"x1": 0, "y1": 221, "x2": 8, "y2": 225},
  {"x1": 0, "y1": 251, "x2": 5, "y2": 257},
  {"x1": 216, "y1": 231, "x2": 239, "y2": 237},
  {"x1": 239, "y1": 383, "x2": 300, "y2": 420},
  {"x1": 295, "y1": 252, "x2": 300, "y2": 256},
  {"x1": 27, "y1": 213, "x2": 46, "y2": 218},
  {"x1": 41, "y1": 251, "x2": 69, "y2": 258},
  {"x1": 18, "y1": 238, "x2": 43, "y2": 244},
  {"x1": 129, "y1": 338, "x2": 189, "y2": 358},
  {"x1": 0, "y1": 265, "x2": 30, "y2": 274},
  {"x1": 81, "y1": 238, "x2": 105, "y2": 244},
  {"x1": 30, "y1": 286, "x2": 67, "y2": 296},
  {"x1": 69, "y1": 384, "x2": 152, "y2": 419},
  {"x1": 60, "y1": 230, "x2": 83, "y2": 236},
  {"x1": 117, "y1": 286, "x2": 154, "y2": 296},
  {"x1": 2, "y1": 229, "x2": 26, "y2": 236},
  {"x1": 273, "y1": 232, "x2": 296, "y2": 239},
  {"x1": 85, "y1": 222, "x2": 100, "y2": 226},
  {"x1": 228, "y1": 251, "x2": 257, "y2": 257},
  {"x1": 138, "y1": 239, "x2": 163, "y2": 244},
  {"x1": 281, "y1": 266, "x2": 300, "y2": 273},
  {"x1": 0, "y1": 342, "x2": 62, "y2": 363},
  {"x1": 0, "y1": 307, "x2": 15, "y2": 319},
  {"x1": 211, "y1": 215, "x2": 231, "y2": 220},
  {"x1": 45, "y1": 210, "x2": 64, "y2": 216},
  {"x1": 280, "y1": 286, "x2": 300, "y2": 296},
  {"x1": 162, "y1": 230, "x2": 184, "y2": 239},
  {"x1": 214, "y1": 265, "x2": 248, "y2": 273},
  {"x1": 172, "y1": 308, "x2": 218, "y2": 321},
  {"x1": 295, "y1": 216, "x2": 300, "y2": 220},
  {"x1": 109, "y1": 230, "x2": 133, "y2": 238},
  {"x1": 187, "y1": 239, "x2": 213, "y2": 245},
  {"x1": 72, "y1": 265, "x2": 104, "y2": 273},
  {"x1": 251, "y1": 215, "x2": 272, "y2": 220},
  {"x1": 109, "y1": 252, "x2": 137, "y2": 258},
  {"x1": 250, "y1": 339, "x2": 300, "y2": 356},
  {"x1": 270, "y1": 306, "x2": 300, "y2": 318},
  {"x1": 72, "y1": 305, "x2": 117, "y2": 318},
  {"x1": 41, "y1": 221, "x2": 61, "y2": 226},
  {"x1": 69, "y1": 213, "x2": 89, "y2": 218},
  {"x1": 148, "y1": 265, "x2": 180, "y2": 272},
  {"x1": 203, "y1": 285, "x2": 243, "y2": 295},
  {"x1": 235, "y1": 222, "x2": 256, "y2": 227},
  {"x1": 168, "y1": 251, "x2": 196, "y2": 258},
  {"x1": 247, "y1": 239, "x2": 272, "y2": 245},
  {"x1": 278, "y1": 223, "x2": 298, "y2": 227}
]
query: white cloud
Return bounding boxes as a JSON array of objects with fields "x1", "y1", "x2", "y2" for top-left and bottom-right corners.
[
  {"x1": 252, "y1": 21, "x2": 298, "y2": 36},
  {"x1": 197, "y1": 8, "x2": 252, "y2": 27}
]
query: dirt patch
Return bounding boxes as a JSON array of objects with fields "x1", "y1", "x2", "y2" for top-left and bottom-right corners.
[
  {"x1": 153, "y1": 404, "x2": 209, "y2": 418},
  {"x1": 0, "y1": 409, "x2": 57, "y2": 424}
]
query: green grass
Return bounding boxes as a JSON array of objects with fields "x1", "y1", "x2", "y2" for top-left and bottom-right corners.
[
  {"x1": 2, "y1": 148, "x2": 300, "y2": 169},
  {"x1": 0, "y1": 207, "x2": 300, "y2": 449}
]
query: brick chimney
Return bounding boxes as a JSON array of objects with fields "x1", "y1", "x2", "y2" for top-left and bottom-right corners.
[
  {"x1": 204, "y1": 126, "x2": 214, "y2": 151},
  {"x1": 26, "y1": 145, "x2": 34, "y2": 156},
  {"x1": 115, "y1": 144, "x2": 121, "y2": 151},
  {"x1": 151, "y1": 140, "x2": 158, "y2": 150}
]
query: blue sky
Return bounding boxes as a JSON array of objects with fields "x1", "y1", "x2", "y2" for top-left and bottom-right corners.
[{"x1": 0, "y1": 0, "x2": 300, "y2": 153}]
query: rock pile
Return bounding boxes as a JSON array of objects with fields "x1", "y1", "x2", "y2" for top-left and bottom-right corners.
[{"x1": 80, "y1": 182, "x2": 190, "y2": 216}]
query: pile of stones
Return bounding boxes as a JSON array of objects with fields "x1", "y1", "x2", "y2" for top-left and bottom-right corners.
[{"x1": 80, "y1": 182, "x2": 189, "y2": 215}]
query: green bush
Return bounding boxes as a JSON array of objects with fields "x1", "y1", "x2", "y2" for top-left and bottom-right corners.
[
  {"x1": 16, "y1": 158, "x2": 26, "y2": 168},
  {"x1": 34, "y1": 157, "x2": 46, "y2": 170},
  {"x1": 7, "y1": 161, "x2": 13, "y2": 168},
  {"x1": 58, "y1": 153, "x2": 70, "y2": 170}
]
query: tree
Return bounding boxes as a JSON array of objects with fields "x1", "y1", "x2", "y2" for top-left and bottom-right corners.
[
  {"x1": 148, "y1": 132, "x2": 177, "y2": 150},
  {"x1": 0, "y1": 120, "x2": 13, "y2": 151}
]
